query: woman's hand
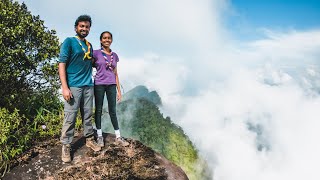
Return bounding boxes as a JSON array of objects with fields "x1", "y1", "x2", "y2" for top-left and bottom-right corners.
[{"x1": 117, "y1": 92, "x2": 122, "y2": 102}]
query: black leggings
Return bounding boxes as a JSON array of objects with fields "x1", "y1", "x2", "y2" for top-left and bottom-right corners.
[{"x1": 94, "y1": 84, "x2": 119, "y2": 130}]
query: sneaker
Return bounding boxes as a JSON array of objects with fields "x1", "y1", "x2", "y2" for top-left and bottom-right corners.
[
  {"x1": 115, "y1": 137, "x2": 129, "y2": 146},
  {"x1": 97, "y1": 136, "x2": 104, "y2": 147},
  {"x1": 86, "y1": 136, "x2": 102, "y2": 152},
  {"x1": 61, "y1": 144, "x2": 71, "y2": 163}
]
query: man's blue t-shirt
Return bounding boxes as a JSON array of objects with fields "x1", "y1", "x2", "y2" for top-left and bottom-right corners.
[{"x1": 58, "y1": 37, "x2": 93, "y2": 87}]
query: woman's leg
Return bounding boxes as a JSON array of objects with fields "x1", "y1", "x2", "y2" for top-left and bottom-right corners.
[
  {"x1": 106, "y1": 84, "x2": 129, "y2": 146},
  {"x1": 94, "y1": 85, "x2": 105, "y2": 131},
  {"x1": 105, "y1": 84, "x2": 119, "y2": 131}
]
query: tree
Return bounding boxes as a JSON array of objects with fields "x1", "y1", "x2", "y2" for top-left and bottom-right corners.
[{"x1": 0, "y1": 0, "x2": 60, "y2": 115}]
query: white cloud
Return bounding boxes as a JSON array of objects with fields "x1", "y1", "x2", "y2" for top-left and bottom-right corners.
[
  {"x1": 17, "y1": 0, "x2": 228, "y2": 56},
  {"x1": 17, "y1": 0, "x2": 320, "y2": 179},
  {"x1": 175, "y1": 67, "x2": 320, "y2": 180},
  {"x1": 119, "y1": 28, "x2": 320, "y2": 180},
  {"x1": 249, "y1": 29, "x2": 320, "y2": 61}
]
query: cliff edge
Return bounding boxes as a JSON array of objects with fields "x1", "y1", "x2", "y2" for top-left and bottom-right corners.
[{"x1": 3, "y1": 133, "x2": 188, "y2": 180}]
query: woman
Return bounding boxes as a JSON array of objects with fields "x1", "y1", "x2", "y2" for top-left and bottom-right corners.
[{"x1": 93, "y1": 31, "x2": 128, "y2": 147}]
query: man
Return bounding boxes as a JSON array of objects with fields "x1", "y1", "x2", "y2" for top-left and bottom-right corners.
[{"x1": 58, "y1": 15, "x2": 101, "y2": 163}]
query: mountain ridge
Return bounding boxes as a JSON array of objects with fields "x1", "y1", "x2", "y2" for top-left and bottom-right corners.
[
  {"x1": 103, "y1": 85, "x2": 212, "y2": 179},
  {"x1": 3, "y1": 133, "x2": 188, "y2": 180}
]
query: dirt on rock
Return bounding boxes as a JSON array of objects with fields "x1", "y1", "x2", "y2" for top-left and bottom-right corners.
[{"x1": 3, "y1": 133, "x2": 188, "y2": 180}]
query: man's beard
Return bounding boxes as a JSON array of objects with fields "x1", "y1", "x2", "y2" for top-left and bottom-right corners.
[{"x1": 76, "y1": 31, "x2": 88, "y2": 38}]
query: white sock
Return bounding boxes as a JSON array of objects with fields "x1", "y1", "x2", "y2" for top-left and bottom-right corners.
[
  {"x1": 115, "y1": 129, "x2": 121, "y2": 138},
  {"x1": 97, "y1": 129, "x2": 103, "y2": 137}
]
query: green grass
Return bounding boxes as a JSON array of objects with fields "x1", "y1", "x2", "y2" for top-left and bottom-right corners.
[{"x1": 0, "y1": 106, "x2": 63, "y2": 177}]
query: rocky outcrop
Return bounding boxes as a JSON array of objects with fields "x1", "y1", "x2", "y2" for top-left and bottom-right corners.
[{"x1": 3, "y1": 133, "x2": 188, "y2": 180}]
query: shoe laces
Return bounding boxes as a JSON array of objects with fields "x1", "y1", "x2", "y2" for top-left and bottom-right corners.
[
  {"x1": 116, "y1": 137, "x2": 129, "y2": 144},
  {"x1": 98, "y1": 136, "x2": 104, "y2": 143},
  {"x1": 63, "y1": 145, "x2": 70, "y2": 154}
]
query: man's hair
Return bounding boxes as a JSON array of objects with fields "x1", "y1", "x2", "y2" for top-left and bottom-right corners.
[{"x1": 74, "y1": 15, "x2": 92, "y2": 27}]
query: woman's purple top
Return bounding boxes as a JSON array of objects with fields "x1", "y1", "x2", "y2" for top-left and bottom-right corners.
[{"x1": 93, "y1": 49, "x2": 119, "y2": 85}]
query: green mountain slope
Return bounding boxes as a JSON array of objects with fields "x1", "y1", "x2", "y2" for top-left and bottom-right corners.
[
  {"x1": 122, "y1": 85, "x2": 162, "y2": 106},
  {"x1": 101, "y1": 86, "x2": 212, "y2": 180}
]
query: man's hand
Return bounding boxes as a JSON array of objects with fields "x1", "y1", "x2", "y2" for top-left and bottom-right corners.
[
  {"x1": 62, "y1": 87, "x2": 73, "y2": 101},
  {"x1": 58, "y1": 63, "x2": 73, "y2": 101}
]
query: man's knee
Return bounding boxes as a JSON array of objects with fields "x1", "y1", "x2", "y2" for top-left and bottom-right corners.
[{"x1": 63, "y1": 111, "x2": 77, "y2": 123}]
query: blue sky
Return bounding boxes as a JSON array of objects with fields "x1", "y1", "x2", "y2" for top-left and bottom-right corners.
[
  {"x1": 227, "y1": 0, "x2": 320, "y2": 39},
  {"x1": 230, "y1": 0, "x2": 320, "y2": 28}
]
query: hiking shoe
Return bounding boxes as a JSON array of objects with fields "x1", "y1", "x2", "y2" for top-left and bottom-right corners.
[
  {"x1": 97, "y1": 136, "x2": 104, "y2": 147},
  {"x1": 61, "y1": 144, "x2": 71, "y2": 163},
  {"x1": 115, "y1": 137, "x2": 129, "y2": 146},
  {"x1": 86, "y1": 136, "x2": 101, "y2": 152}
]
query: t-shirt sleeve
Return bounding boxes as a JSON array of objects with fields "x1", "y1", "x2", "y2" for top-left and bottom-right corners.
[
  {"x1": 92, "y1": 50, "x2": 98, "y2": 67},
  {"x1": 114, "y1": 52, "x2": 119, "y2": 62},
  {"x1": 90, "y1": 43, "x2": 94, "y2": 57},
  {"x1": 93, "y1": 50, "x2": 97, "y2": 59},
  {"x1": 58, "y1": 38, "x2": 72, "y2": 63}
]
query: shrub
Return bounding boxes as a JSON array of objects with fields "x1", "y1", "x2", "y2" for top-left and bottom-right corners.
[{"x1": 0, "y1": 108, "x2": 32, "y2": 177}]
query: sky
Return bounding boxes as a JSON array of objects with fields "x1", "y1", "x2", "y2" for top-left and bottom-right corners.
[
  {"x1": 16, "y1": 0, "x2": 320, "y2": 180},
  {"x1": 231, "y1": 0, "x2": 320, "y2": 28},
  {"x1": 228, "y1": 0, "x2": 320, "y2": 39}
]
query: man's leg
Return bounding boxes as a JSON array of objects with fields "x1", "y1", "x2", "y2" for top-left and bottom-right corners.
[
  {"x1": 80, "y1": 86, "x2": 101, "y2": 151},
  {"x1": 60, "y1": 87, "x2": 82, "y2": 162}
]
